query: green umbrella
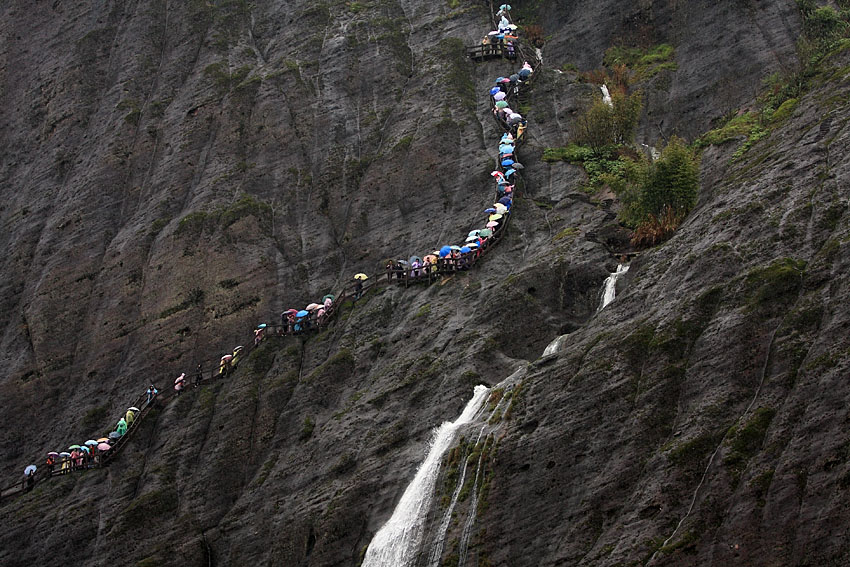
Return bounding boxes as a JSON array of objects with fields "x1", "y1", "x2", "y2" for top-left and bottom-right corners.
[
  {"x1": 68, "y1": 445, "x2": 81, "y2": 450},
  {"x1": 495, "y1": 101, "x2": 508, "y2": 109},
  {"x1": 479, "y1": 229, "x2": 493, "y2": 237}
]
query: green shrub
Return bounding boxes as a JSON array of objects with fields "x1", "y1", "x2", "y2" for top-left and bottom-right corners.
[
  {"x1": 573, "y1": 91, "x2": 643, "y2": 153},
  {"x1": 641, "y1": 137, "x2": 700, "y2": 218}
]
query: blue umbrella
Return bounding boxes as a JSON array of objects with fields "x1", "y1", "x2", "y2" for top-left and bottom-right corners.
[
  {"x1": 499, "y1": 144, "x2": 514, "y2": 152},
  {"x1": 460, "y1": 246, "x2": 471, "y2": 253},
  {"x1": 489, "y1": 87, "x2": 500, "y2": 95},
  {"x1": 494, "y1": 77, "x2": 506, "y2": 84},
  {"x1": 468, "y1": 230, "x2": 481, "y2": 237},
  {"x1": 257, "y1": 323, "x2": 267, "y2": 329},
  {"x1": 296, "y1": 310, "x2": 309, "y2": 318},
  {"x1": 499, "y1": 196, "x2": 512, "y2": 206},
  {"x1": 501, "y1": 159, "x2": 514, "y2": 167},
  {"x1": 439, "y1": 245, "x2": 452, "y2": 258},
  {"x1": 504, "y1": 168, "x2": 517, "y2": 177},
  {"x1": 485, "y1": 208, "x2": 497, "y2": 213}
]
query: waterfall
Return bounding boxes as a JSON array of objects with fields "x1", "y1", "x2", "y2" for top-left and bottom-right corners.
[
  {"x1": 535, "y1": 47, "x2": 543, "y2": 65},
  {"x1": 598, "y1": 263, "x2": 629, "y2": 311},
  {"x1": 601, "y1": 84, "x2": 613, "y2": 107},
  {"x1": 542, "y1": 334, "x2": 568, "y2": 357},
  {"x1": 362, "y1": 385, "x2": 491, "y2": 567}
]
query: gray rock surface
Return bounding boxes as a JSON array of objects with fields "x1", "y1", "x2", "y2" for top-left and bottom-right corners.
[{"x1": 4, "y1": 1, "x2": 850, "y2": 566}]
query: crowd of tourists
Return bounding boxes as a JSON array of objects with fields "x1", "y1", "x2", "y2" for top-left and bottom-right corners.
[{"x1": 9, "y1": 8, "x2": 534, "y2": 500}]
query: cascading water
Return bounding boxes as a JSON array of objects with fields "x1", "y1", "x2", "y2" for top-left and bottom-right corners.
[
  {"x1": 601, "y1": 84, "x2": 613, "y2": 107},
  {"x1": 361, "y1": 385, "x2": 491, "y2": 567},
  {"x1": 542, "y1": 334, "x2": 568, "y2": 357},
  {"x1": 598, "y1": 263, "x2": 629, "y2": 311}
]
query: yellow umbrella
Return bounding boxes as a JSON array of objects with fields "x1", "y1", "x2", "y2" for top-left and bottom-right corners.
[
  {"x1": 354, "y1": 273, "x2": 368, "y2": 280},
  {"x1": 488, "y1": 214, "x2": 503, "y2": 221}
]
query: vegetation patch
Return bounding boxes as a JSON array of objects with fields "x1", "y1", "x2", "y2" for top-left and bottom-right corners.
[
  {"x1": 159, "y1": 287, "x2": 205, "y2": 319},
  {"x1": 724, "y1": 407, "x2": 777, "y2": 479},
  {"x1": 81, "y1": 405, "x2": 109, "y2": 429},
  {"x1": 602, "y1": 43, "x2": 678, "y2": 81},
  {"x1": 743, "y1": 258, "x2": 806, "y2": 312}
]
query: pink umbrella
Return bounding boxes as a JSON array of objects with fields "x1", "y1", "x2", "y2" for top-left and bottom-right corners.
[
  {"x1": 493, "y1": 91, "x2": 506, "y2": 101},
  {"x1": 305, "y1": 303, "x2": 321, "y2": 311},
  {"x1": 97, "y1": 443, "x2": 111, "y2": 451},
  {"x1": 486, "y1": 221, "x2": 499, "y2": 228}
]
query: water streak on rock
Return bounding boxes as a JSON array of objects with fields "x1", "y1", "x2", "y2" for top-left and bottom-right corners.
[
  {"x1": 601, "y1": 84, "x2": 613, "y2": 107},
  {"x1": 598, "y1": 263, "x2": 629, "y2": 311}
]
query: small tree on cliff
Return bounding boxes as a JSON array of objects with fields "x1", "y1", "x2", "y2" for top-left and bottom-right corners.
[{"x1": 574, "y1": 90, "x2": 643, "y2": 155}]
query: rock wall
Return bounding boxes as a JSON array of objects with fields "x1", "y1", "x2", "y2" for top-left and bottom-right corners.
[{"x1": 4, "y1": 1, "x2": 848, "y2": 566}]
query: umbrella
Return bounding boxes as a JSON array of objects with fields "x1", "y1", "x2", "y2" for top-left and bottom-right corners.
[
  {"x1": 233, "y1": 346, "x2": 244, "y2": 354},
  {"x1": 499, "y1": 143, "x2": 514, "y2": 151},
  {"x1": 396, "y1": 259, "x2": 409, "y2": 265},
  {"x1": 108, "y1": 432, "x2": 121, "y2": 439},
  {"x1": 257, "y1": 323, "x2": 267, "y2": 329},
  {"x1": 221, "y1": 354, "x2": 233, "y2": 361},
  {"x1": 511, "y1": 162, "x2": 524, "y2": 169},
  {"x1": 68, "y1": 444, "x2": 81, "y2": 450},
  {"x1": 500, "y1": 4, "x2": 511, "y2": 10},
  {"x1": 502, "y1": 159, "x2": 514, "y2": 167},
  {"x1": 488, "y1": 31, "x2": 500, "y2": 36},
  {"x1": 485, "y1": 208, "x2": 497, "y2": 213},
  {"x1": 504, "y1": 168, "x2": 517, "y2": 178},
  {"x1": 59, "y1": 452, "x2": 71, "y2": 458},
  {"x1": 495, "y1": 100, "x2": 508, "y2": 109},
  {"x1": 489, "y1": 86, "x2": 500, "y2": 95},
  {"x1": 499, "y1": 78, "x2": 511, "y2": 83},
  {"x1": 175, "y1": 373, "x2": 186, "y2": 383},
  {"x1": 465, "y1": 235, "x2": 479, "y2": 243},
  {"x1": 97, "y1": 443, "x2": 111, "y2": 451},
  {"x1": 128, "y1": 407, "x2": 140, "y2": 412},
  {"x1": 409, "y1": 256, "x2": 422, "y2": 265},
  {"x1": 24, "y1": 464, "x2": 37, "y2": 475},
  {"x1": 81, "y1": 446, "x2": 90, "y2": 454},
  {"x1": 491, "y1": 170, "x2": 505, "y2": 178},
  {"x1": 460, "y1": 246, "x2": 471, "y2": 253},
  {"x1": 97, "y1": 437, "x2": 109, "y2": 443},
  {"x1": 508, "y1": 24, "x2": 518, "y2": 30},
  {"x1": 467, "y1": 242, "x2": 480, "y2": 248},
  {"x1": 47, "y1": 451, "x2": 59, "y2": 457},
  {"x1": 423, "y1": 255, "x2": 438, "y2": 263},
  {"x1": 468, "y1": 230, "x2": 481, "y2": 237},
  {"x1": 450, "y1": 245, "x2": 462, "y2": 251},
  {"x1": 85, "y1": 440, "x2": 98, "y2": 446},
  {"x1": 489, "y1": 214, "x2": 504, "y2": 221},
  {"x1": 493, "y1": 92, "x2": 506, "y2": 102},
  {"x1": 487, "y1": 221, "x2": 499, "y2": 228},
  {"x1": 494, "y1": 76, "x2": 506, "y2": 83},
  {"x1": 283, "y1": 308, "x2": 298, "y2": 314},
  {"x1": 502, "y1": 107, "x2": 513, "y2": 115},
  {"x1": 306, "y1": 303, "x2": 321, "y2": 311},
  {"x1": 439, "y1": 245, "x2": 452, "y2": 257},
  {"x1": 499, "y1": 196, "x2": 512, "y2": 206},
  {"x1": 296, "y1": 310, "x2": 309, "y2": 318},
  {"x1": 354, "y1": 273, "x2": 368, "y2": 280},
  {"x1": 510, "y1": 74, "x2": 520, "y2": 82},
  {"x1": 479, "y1": 229, "x2": 493, "y2": 237},
  {"x1": 322, "y1": 294, "x2": 335, "y2": 302}
]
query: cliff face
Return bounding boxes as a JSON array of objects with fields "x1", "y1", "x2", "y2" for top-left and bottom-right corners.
[{"x1": 6, "y1": 1, "x2": 850, "y2": 566}]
